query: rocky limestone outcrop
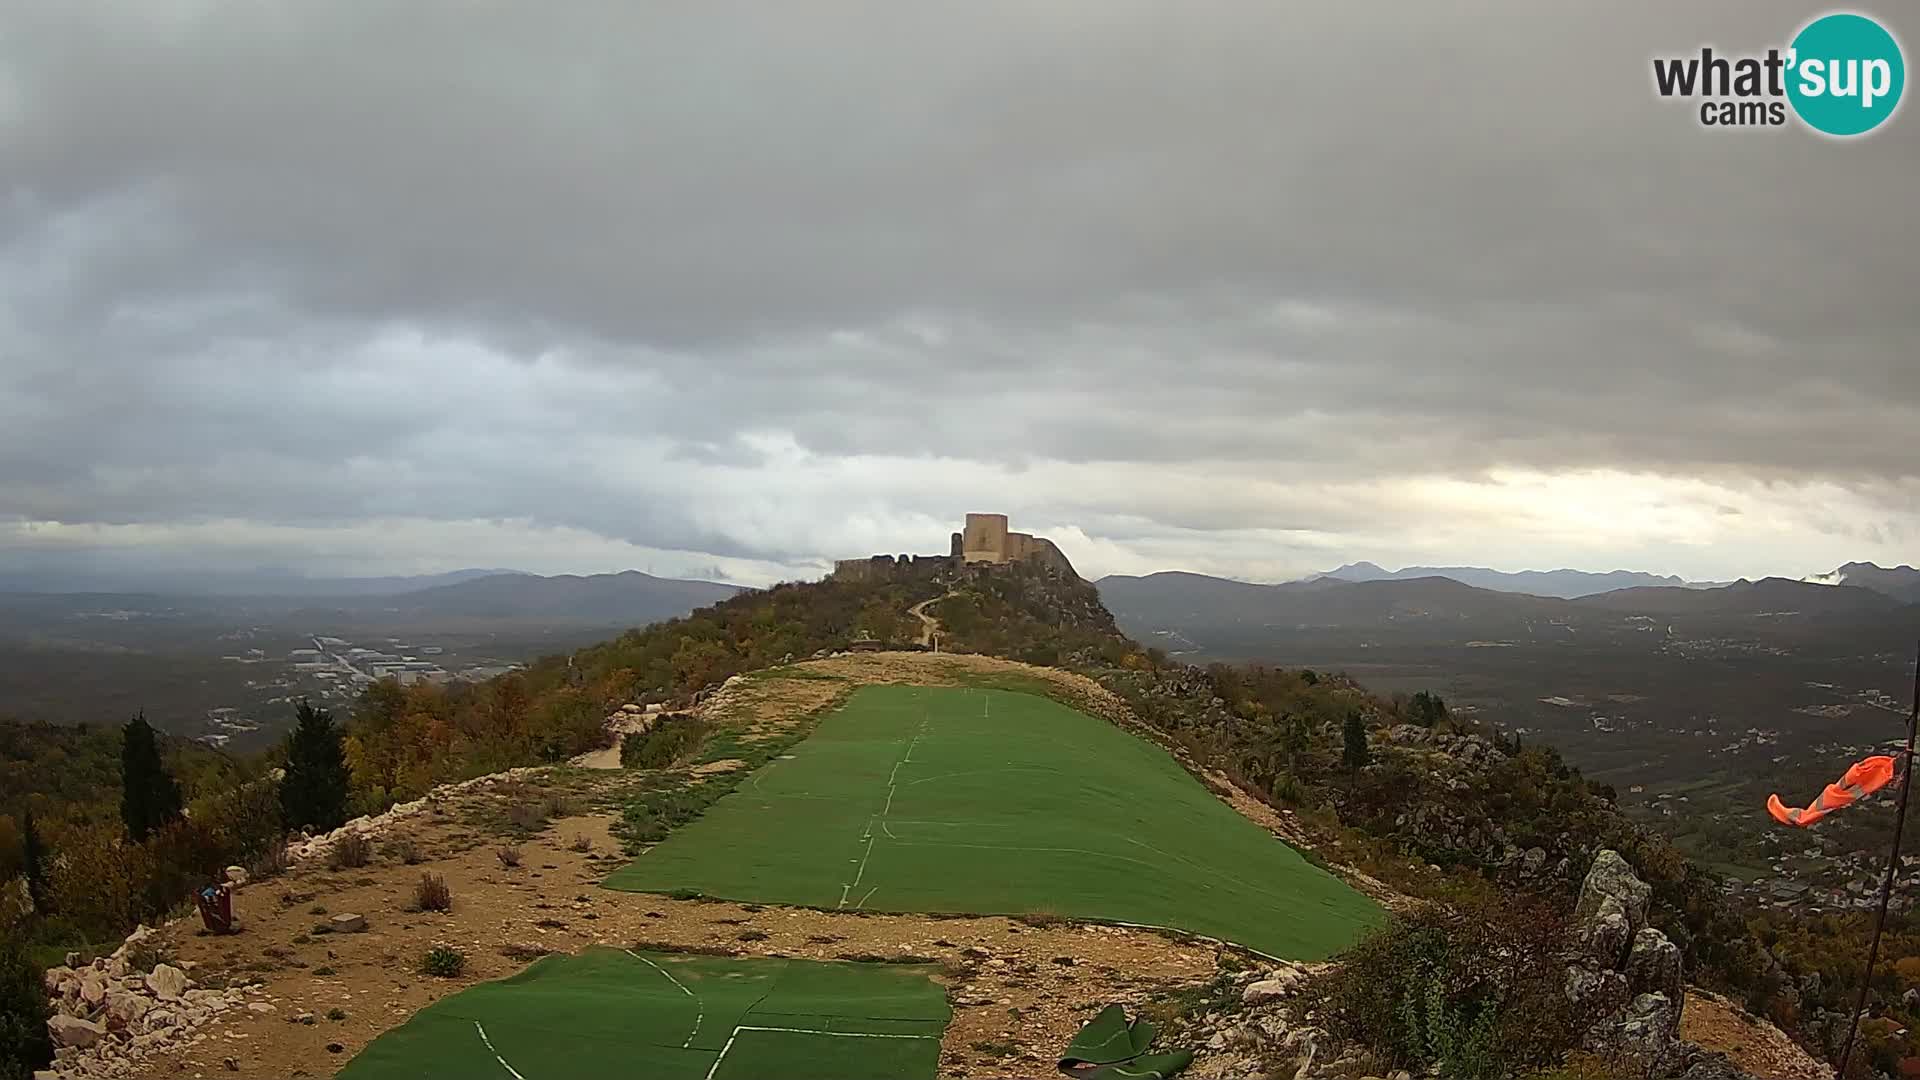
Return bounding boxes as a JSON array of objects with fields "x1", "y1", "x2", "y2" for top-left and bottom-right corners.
[
  {"x1": 40, "y1": 924, "x2": 273, "y2": 1079},
  {"x1": 1576, "y1": 849, "x2": 1652, "y2": 941},
  {"x1": 1179, "y1": 959, "x2": 1346, "y2": 1080},
  {"x1": 1382, "y1": 724, "x2": 1510, "y2": 770},
  {"x1": 1568, "y1": 849, "x2": 1712, "y2": 1076},
  {"x1": 284, "y1": 765, "x2": 548, "y2": 863},
  {"x1": 1175, "y1": 854, "x2": 1761, "y2": 1080}
]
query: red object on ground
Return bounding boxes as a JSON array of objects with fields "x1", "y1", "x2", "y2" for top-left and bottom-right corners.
[{"x1": 196, "y1": 882, "x2": 235, "y2": 934}]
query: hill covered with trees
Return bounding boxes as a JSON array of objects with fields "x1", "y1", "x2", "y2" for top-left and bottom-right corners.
[{"x1": 2, "y1": 555, "x2": 1912, "y2": 1074}]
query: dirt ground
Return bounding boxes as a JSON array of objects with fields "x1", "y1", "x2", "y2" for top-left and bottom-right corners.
[
  {"x1": 1681, "y1": 990, "x2": 1833, "y2": 1080},
  {"x1": 122, "y1": 654, "x2": 1245, "y2": 1080},
  {"x1": 125, "y1": 802, "x2": 1216, "y2": 1079}
]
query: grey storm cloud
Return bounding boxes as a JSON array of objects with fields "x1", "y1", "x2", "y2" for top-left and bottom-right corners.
[{"x1": 0, "y1": 0, "x2": 1916, "y2": 583}]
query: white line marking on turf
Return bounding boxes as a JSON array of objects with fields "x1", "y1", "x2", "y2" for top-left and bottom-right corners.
[
  {"x1": 703, "y1": 1023, "x2": 940, "y2": 1080},
  {"x1": 850, "y1": 836, "x2": 876, "y2": 888},
  {"x1": 473, "y1": 1021, "x2": 528, "y2": 1080},
  {"x1": 736, "y1": 1025, "x2": 934, "y2": 1038},
  {"x1": 904, "y1": 765, "x2": 1069, "y2": 786},
  {"x1": 838, "y1": 713, "x2": 928, "y2": 907},
  {"x1": 625, "y1": 950, "x2": 704, "y2": 1048},
  {"x1": 856, "y1": 884, "x2": 879, "y2": 909}
]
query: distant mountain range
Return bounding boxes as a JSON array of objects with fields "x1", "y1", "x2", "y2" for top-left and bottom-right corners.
[
  {"x1": 1804, "y1": 561, "x2": 1920, "y2": 603},
  {"x1": 0, "y1": 566, "x2": 524, "y2": 597},
  {"x1": 1309, "y1": 562, "x2": 1723, "y2": 599},
  {"x1": 0, "y1": 570, "x2": 745, "y2": 631},
  {"x1": 325, "y1": 570, "x2": 744, "y2": 622},
  {"x1": 1095, "y1": 569, "x2": 1909, "y2": 636}
]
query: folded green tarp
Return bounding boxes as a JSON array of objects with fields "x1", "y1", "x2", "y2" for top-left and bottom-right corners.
[{"x1": 1058, "y1": 1004, "x2": 1194, "y2": 1080}]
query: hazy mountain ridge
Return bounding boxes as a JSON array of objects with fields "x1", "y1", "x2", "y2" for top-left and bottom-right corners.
[
  {"x1": 1805, "y1": 561, "x2": 1920, "y2": 603},
  {"x1": 1096, "y1": 568, "x2": 1910, "y2": 629},
  {"x1": 330, "y1": 570, "x2": 744, "y2": 621},
  {"x1": 1311, "y1": 561, "x2": 1722, "y2": 598},
  {"x1": 0, "y1": 570, "x2": 742, "y2": 623},
  {"x1": 0, "y1": 566, "x2": 526, "y2": 597},
  {"x1": 1571, "y1": 575, "x2": 1902, "y2": 615}
]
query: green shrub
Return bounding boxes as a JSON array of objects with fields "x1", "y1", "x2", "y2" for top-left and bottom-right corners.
[
  {"x1": 0, "y1": 937, "x2": 52, "y2": 1077},
  {"x1": 1303, "y1": 897, "x2": 1581, "y2": 1080},
  {"x1": 420, "y1": 945, "x2": 466, "y2": 978},
  {"x1": 248, "y1": 838, "x2": 291, "y2": 881},
  {"x1": 621, "y1": 719, "x2": 714, "y2": 770},
  {"x1": 327, "y1": 832, "x2": 372, "y2": 870},
  {"x1": 385, "y1": 837, "x2": 422, "y2": 865},
  {"x1": 620, "y1": 786, "x2": 723, "y2": 845},
  {"x1": 123, "y1": 938, "x2": 176, "y2": 975}
]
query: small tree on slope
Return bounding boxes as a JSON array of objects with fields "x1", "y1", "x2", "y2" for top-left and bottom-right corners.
[
  {"x1": 120, "y1": 711, "x2": 184, "y2": 844},
  {"x1": 281, "y1": 701, "x2": 351, "y2": 834},
  {"x1": 1343, "y1": 711, "x2": 1371, "y2": 770},
  {"x1": 21, "y1": 810, "x2": 49, "y2": 915}
]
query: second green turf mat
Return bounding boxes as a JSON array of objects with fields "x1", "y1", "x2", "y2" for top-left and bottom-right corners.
[
  {"x1": 335, "y1": 948, "x2": 949, "y2": 1080},
  {"x1": 604, "y1": 685, "x2": 1382, "y2": 959}
]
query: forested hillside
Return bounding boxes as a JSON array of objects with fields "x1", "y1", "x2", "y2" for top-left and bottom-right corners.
[{"x1": 2, "y1": 558, "x2": 1913, "y2": 1073}]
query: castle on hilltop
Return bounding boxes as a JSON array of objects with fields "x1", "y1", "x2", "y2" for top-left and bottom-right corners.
[{"x1": 832, "y1": 513, "x2": 1075, "y2": 581}]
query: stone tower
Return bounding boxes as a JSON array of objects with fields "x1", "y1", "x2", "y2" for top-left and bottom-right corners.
[{"x1": 960, "y1": 513, "x2": 1012, "y2": 564}]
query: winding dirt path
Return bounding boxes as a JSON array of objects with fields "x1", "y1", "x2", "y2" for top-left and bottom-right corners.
[{"x1": 908, "y1": 592, "x2": 953, "y2": 647}]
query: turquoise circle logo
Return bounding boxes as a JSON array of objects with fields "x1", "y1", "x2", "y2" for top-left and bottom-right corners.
[{"x1": 1787, "y1": 12, "x2": 1905, "y2": 136}]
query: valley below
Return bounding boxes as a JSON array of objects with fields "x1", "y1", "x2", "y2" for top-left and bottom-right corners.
[{"x1": 1099, "y1": 570, "x2": 1919, "y2": 912}]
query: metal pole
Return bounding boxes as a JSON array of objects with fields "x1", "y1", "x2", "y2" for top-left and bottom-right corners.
[{"x1": 1838, "y1": 639, "x2": 1920, "y2": 1077}]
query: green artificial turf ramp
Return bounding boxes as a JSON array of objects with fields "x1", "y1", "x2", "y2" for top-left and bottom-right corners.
[
  {"x1": 336, "y1": 948, "x2": 949, "y2": 1079},
  {"x1": 605, "y1": 685, "x2": 1382, "y2": 959}
]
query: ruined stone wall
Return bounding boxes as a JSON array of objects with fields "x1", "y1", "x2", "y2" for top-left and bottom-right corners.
[
  {"x1": 831, "y1": 554, "x2": 953, "y2": 583},
  {"x1": 831, "y1": 556, "x2": 895, "y2": 582}
]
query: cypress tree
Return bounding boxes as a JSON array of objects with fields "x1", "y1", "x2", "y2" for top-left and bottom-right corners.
[
  {"x1": 20, "y1": 809, "x2": 49, "y2": 916},
  {"x1": 1342, "y1": 711, "x2": 1371, "y2": 770},
  {"x1": 280, "y1": 701, "x2": 350, "y2": 834},
  {"x1": 120, "y1": 712, "x2": 183, "y2": 843}
]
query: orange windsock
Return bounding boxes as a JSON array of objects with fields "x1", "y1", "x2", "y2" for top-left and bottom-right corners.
[{"x1": 1768, "y1": 755, "x2": 1898, "y2": 827}]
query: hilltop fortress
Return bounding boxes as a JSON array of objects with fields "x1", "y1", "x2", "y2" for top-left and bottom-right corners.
[{"x1": 832, "y1": 513, "x2": 1076, "y2": 581}]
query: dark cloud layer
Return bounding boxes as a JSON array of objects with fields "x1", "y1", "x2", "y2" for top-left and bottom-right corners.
[{"x1": 1, "y1": 2, "x2": 1916, "y2": 584}]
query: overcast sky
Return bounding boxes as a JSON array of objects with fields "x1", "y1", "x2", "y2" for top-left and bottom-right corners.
[{"x1": 2, "y1": 2, "x2": 1916, "y2": 588}]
